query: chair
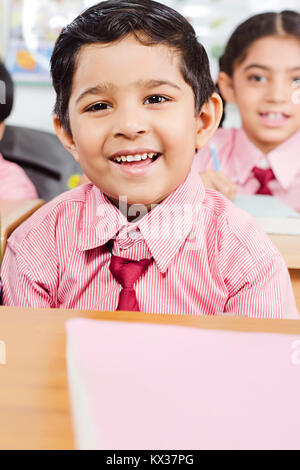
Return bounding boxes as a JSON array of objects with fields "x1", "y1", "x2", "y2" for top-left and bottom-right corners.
[{"x1": 0, "y1": 125, "x2": 82, "y2": 202}]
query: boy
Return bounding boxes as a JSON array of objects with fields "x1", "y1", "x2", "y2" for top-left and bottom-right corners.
[
  {"x1": 1, "y1": 0, "x2": 298, "y2": 317},
  {"x1": 0, "y1": 61, "x2": 37, "y2": 199}
]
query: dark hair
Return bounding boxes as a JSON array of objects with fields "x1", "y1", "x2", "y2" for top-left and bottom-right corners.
[
  {"x1": 218, "y1": 10, "x2": 300, "y2": 126},
  {"x1": 0, "y1": 61, "x2": 14, "y2": 122},
  {"x1": 50, "y1": 0, "x2": 215, "y2": 135}
]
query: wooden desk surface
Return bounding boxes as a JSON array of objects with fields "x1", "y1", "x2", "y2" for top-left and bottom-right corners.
[
  {"x1": 269, "y1": 234, "x2": 300, "y2": 269},
  {"x1": 290, "y1": 269, "x2": 300, "y2": 313},
  {"x1": 0, "y1": 306, "x2": 300, "y2": 450},
  {"x1": 0, "y1": 199, "x2": 44, "y2": 259}
]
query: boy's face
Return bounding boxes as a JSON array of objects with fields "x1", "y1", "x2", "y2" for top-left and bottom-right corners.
[{"x1": 55, "y1": 35, "x2": 220, "y2": 207}]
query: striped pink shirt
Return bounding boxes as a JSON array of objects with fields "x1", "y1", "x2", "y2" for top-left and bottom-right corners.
[
  {"x1": 1, "y1": 169, "x2": 297, "y2": 318},
  {"x1": 193, "y1": 128, "x2": 300, "y2": 212},
  {"x1": 0, "y1": 152, "x2": 38, "y2": 199}
]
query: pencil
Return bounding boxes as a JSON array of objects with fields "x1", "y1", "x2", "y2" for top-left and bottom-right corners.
[{"x1": 209, "y1": 142, "x2": 220, "y2": 172}]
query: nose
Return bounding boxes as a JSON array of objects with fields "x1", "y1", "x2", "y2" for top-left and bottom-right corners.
[
  {"x1": 265, "y1": 77, "x2": 289, "y2": 103},
  {"x1": 112, "y1": 105, "x2": 148, "y2": 139}
]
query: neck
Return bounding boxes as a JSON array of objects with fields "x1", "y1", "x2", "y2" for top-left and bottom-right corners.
[
  {"x1": 241, "y1": 126, "x2": 295, "y2": 154},
  {"x1": 107, "y1": 197, "x2": 157, "y2": 223}
]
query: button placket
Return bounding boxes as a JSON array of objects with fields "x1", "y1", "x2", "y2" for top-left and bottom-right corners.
[{"x1": 115, "y1": 225, "x2": 141, "y2": 251}]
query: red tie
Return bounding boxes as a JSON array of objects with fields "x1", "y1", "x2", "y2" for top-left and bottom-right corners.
[
  {"x1": 252, "y1": 166, "x2": 275, "y2": 195},
  {"x1": 109, "y1": 253, "x2": 153, "y2": 311}
]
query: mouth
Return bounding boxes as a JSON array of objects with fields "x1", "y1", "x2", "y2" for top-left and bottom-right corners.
[
  {"x1": 108, "y1": 150, "x2": 162, "y2": 177},
  {"x1": 258, "y1": 111, "x2": 290, "y2": 126},
  {"x1": 110, "y1": 151, "x2": 161, "y2": 164}
]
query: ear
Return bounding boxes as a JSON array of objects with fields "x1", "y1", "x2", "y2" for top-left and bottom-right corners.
[
  {"x1": 217, "y1": 71, "x2": 236, "y2": 103},
  {"x1": 53, "y1": 115, "x2": 80, "y2": 162},
  {"x1": 0, "y1": 122, "x2": 5, "y2": 141},
  {"x1": 195, "y1": 92, "x2": 223, "y2": 150}
]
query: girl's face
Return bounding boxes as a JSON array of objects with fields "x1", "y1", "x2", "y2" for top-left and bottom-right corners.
[{"x1": 219, "y1": 35, "x2": 300, "y2": 153}]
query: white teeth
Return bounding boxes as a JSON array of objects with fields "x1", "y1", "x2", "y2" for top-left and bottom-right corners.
[
  {"x1": 266, "y1": 112, "x2": 284, "y2": 120},
  {"x1": 113, "y1": 152, "x2": 158, "y2": 162}
]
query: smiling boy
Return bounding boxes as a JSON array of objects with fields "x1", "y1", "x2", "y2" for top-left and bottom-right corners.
[{"x1": 1, "y1": 0, "x2": 298, "y2": 317}]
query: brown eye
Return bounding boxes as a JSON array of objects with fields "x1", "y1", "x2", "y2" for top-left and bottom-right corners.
[
  {"x1": 144, "y1": 95, "x2": 169, "y2": 104},
  {"x1": 249, "y1": 75, "x2": 266, "y2": 83},
  {"x1": 86, "y1": 102, "x2": 112, "y2": 112}
]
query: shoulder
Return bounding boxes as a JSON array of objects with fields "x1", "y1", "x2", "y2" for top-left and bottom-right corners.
[
  {"x1": 194, "y1": 128, "x2": 239, "y2": 171},
  {"x1": 214, "y1": 126, "x2": 237, "y2": 140},
  {"x1": 210, "y1": 127, "x2": 241, "y2": 155},
  {"x1": 0, "y1": 153, "x2": 38, "y2": 199},
  {"x1": 6, "y1": 183, "x2": 95, "y2": 250},
  {"x1": 0, "y1": 153, "x2": 27, "y2": 177},
  {"x1": 200, "y1": 188, "x2": 280, "y2": 262},
  {"x1": 206, "y1": 127, "x2": 237, "y2": 149}
]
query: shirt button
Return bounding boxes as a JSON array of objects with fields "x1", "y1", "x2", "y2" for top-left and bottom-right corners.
[
  {"x1": 128, "y1": 230, "x2": 140, "y2": 240},
  {"x1": 258, "y1": 157, "x2": 269, "y2": 169}
]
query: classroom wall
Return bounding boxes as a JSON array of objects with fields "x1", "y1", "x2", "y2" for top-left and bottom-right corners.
[
  {"x1": 7, "y1": 85, "x2": 56, "y2": 133},
  {"x1": 2, "y1": 0, "x2": 300, "y2": 133}
]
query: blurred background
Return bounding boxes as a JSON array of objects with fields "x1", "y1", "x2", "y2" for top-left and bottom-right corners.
[{"x1": 0, "y1": 0, "x2": 299, "y2": 133}]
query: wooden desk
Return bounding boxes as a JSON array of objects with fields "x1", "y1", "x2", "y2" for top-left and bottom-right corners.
[
  {"x1": 268, "y1": 235, "x2": 300, "y2": 312},
  {"x1": 269, "y1": 234, "x2": 300, "y2": 269},
  {"x1": 289, "y1": 269, "x2": 300, "y2": 314},
  {"x1": 0, "y1": 199, "x2": 44, "y2": 259},
  {"x1": 0, "y1": 306, "x2": 300, "y2": 450}
]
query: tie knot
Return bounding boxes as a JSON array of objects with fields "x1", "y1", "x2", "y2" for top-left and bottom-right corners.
[
  {"x1": 109, "y1": 255, "x2": 153, "y2": 288},
  {"x1": 252, "y1": 166, "x2": 275, "y2": 195}
]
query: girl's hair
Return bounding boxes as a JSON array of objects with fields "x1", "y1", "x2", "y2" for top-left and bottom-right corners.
[
  {"x1": 0, "y1": 61, "x2": 14, "y2": 122},
  {"x1": 218, "y1": 10, "x2": 300, "y2": 126},
  {"x1": 51, "y1": 0, "x2": 215, "y2": 135}
]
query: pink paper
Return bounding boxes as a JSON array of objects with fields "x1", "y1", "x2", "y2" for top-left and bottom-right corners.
[{"x1": 66, "y1": 319, "x2": 300, "y2": 450}]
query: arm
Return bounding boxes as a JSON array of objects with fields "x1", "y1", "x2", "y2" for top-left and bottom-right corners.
[
  {"x1": 224, "y1": 254, "x2": 298, "y2": 319},
  {"x1": 193, "y1": 134, "x2": 237, "y2": 200},
  {"x1": 213, "y1": 200, "x2": 298, "y2": 319},
  {"x1": 200, "y1": 170, "x2": 237, "y2": 200},
  {"x1": 1, "y1": 239, "x2": 56, "y2": 308}
]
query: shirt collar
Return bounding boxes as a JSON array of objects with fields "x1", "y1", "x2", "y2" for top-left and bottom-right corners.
[
  {"x1": 230, "y1": 128, "x2": 300, "y2": 189},
  {"x1": 79, "y1": 170, "x2": 206, "y2": 273},
  {"x1": 229, "y1": 129, "x2": 262, "y2": 184},
  {"x1": 79, "y1": 186, "x2": 127, "y2": 251},
  {"x1": 138, "y1": 169, "x2": 205, "y2": 272},
  {"x1": 267, "y1": 130, "x2": 300, "y2": 190}
]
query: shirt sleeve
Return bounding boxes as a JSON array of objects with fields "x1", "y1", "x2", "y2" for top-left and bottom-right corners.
[
  {"x1": 0, "y1": 158, "x2": 38, "y2": 199},
  {"x1": 223, "y1": 253, "x2": 299, "y2": 319},
  {"x1": 210, "y1": 196, "x2": 299, "y2": 319},
  {"x1": 1, "y1": 242, "x2": 55, "y2": 307}
]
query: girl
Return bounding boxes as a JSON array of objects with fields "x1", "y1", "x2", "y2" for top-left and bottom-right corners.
[
  {"x1": 0, "y1": 61, "x2": 38, "y2": 199},
  {"x1": 194, "y1": 10, "x2": 300, "y2": 212}
]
